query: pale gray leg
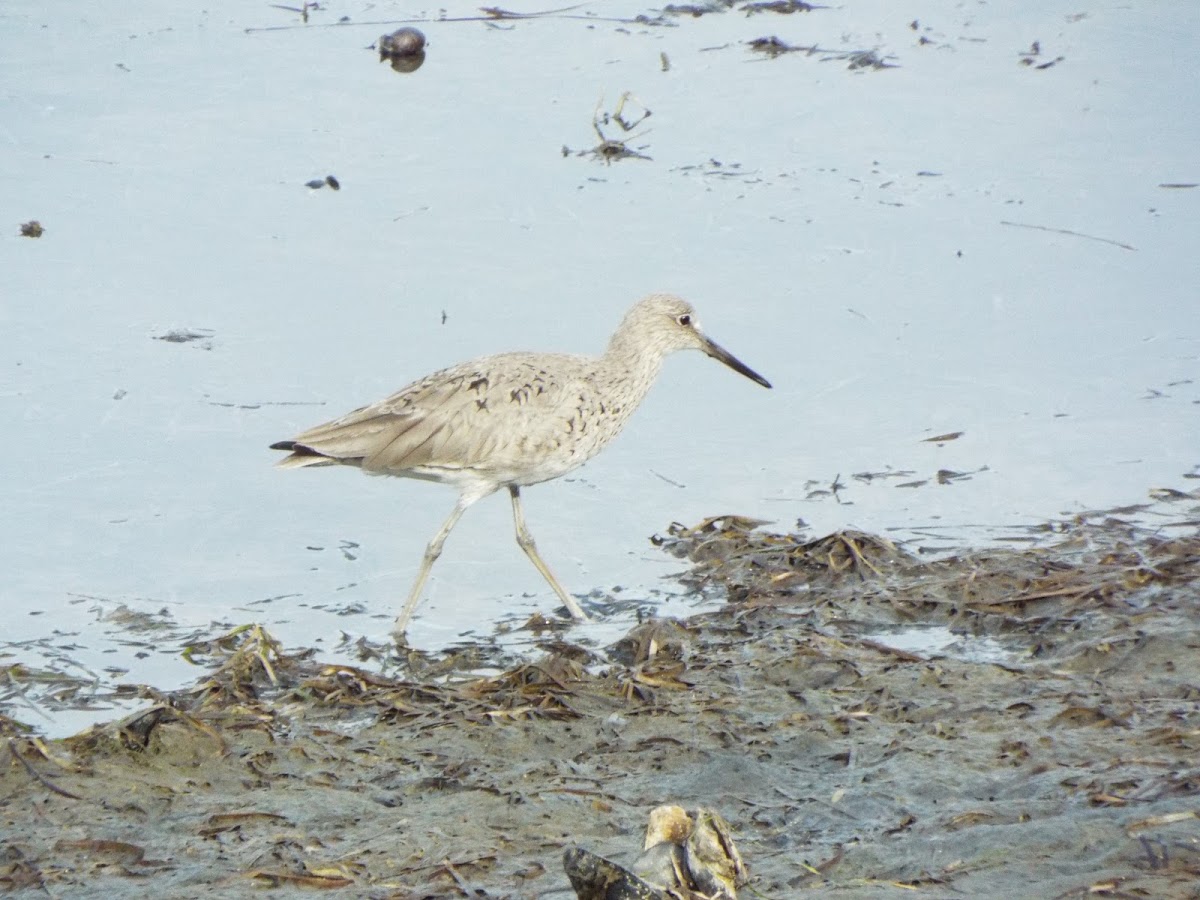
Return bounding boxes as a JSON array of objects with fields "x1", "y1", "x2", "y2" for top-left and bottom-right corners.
[
  {"x1": 509, "y1": 485, "x2": 589, "y2": 622},
  {"x1": 392, "y1": 497, "x2": 471, "y2": 637}
]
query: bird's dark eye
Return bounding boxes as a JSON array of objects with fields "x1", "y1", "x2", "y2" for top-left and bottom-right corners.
[{"x1": 677, "y1": 314, "x2": 691, "y2": 327}]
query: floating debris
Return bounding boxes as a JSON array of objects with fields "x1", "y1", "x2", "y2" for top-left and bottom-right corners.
[
  {"x1": 19, "y1": 220, "x2": 43, "y2": 238},
  {"x1": 379, "y1": 27, "x2": 426, "y2": 57},
  {"x1": 1019, "y1": 40, "x2": 1064, "y2": 69},
  {"x1": 741, "y1": 0, "x2": 823, "y2": 15},
  {"x1": 153, "y1": 327, "x2": 214, "y2": 347},
  {"x1": 1001, "y1": 219, "x2": 1136, "y2": 251},
  {"x1": 673, "y1": 158, "x2": 761, "y2": 183},
  {"x1": 153, "y1": 329, "x2": 209, "y2": 343},
  {"x1": 844, "y1": 48, "x2": 898, "y2": 70},
  {"x1": 270, "y1": 2, "x2": 321, "y2": 24},
  {"x1": 747, "y1": 35, "x2": 795, "y2": 57},
  {"x1": 747, "y1": 36, "x2": 898, "y2": 68},
  {"x1": 663, "y1": 0, "x2": 824, "y2": 16},
  {"x1": 661, "y1": 1, "x2": 736, "y2": 17},
  {"x1": 936, "y1": 467, "x2": 986, "y2": 485},
  {"x1": 378, "y1": 27, "x2": 427, "y2": 73},
  {"x1": 573, "y1": 140, "x2": 653, "y2": 163},
  {"x1": 564, "y1": 92, "x2": 653, "y2": 163}
]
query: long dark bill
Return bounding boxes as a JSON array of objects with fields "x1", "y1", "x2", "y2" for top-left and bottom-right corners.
[{"x1": 701, "y1": 336, "x2": 772, "y2": 389}]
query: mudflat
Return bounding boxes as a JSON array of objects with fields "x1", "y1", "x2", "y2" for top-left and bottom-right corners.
[{"x1": 3, "y1": 513, "x2": 1199, "y2": 898}]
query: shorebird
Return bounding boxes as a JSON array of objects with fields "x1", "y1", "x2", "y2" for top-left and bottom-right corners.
[{"x1": 271, "y1": 293, "x2": 771, "y2": 636}]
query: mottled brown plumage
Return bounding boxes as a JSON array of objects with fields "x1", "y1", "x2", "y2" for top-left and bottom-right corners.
[{"x1": 272, "y1": 293, "x2": 771, "y2": 637}]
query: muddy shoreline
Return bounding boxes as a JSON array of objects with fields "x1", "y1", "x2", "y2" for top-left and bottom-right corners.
[{"x1": 4, "y1": 513, "x2": 1200, "y2": 898}]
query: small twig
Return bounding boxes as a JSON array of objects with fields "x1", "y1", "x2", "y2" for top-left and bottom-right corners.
[
  {"x1": 7, "y1": 739, "x2": 82, "y2": 800},
  {"x1": 842, "y1": 536, "x2": 885, "y2": 577},
  {"x1": 1000, "y1": 220, "x2": 1136, "y2": 251},
  {"x1": 441, "y1": 858, "x2": 472, "y2": 895},
  {"x1": 245, "y1": 7, "x2": 663, "y2": 34},
  {"x1": 650, "y1": 469, "x2": 685, "y2": 488},
  {"x1": 2, "y1": 669, "x2": 54, "y2": 722}
]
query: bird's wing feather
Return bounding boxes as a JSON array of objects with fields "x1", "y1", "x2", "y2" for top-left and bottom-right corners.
[{"x1": 283, "y1": 353, "x2": 596, "y2": 477}]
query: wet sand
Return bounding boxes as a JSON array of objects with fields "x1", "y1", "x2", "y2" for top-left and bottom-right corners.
[{"x1": 3, "y1": 512, "x2": 1200, "y2": 897}]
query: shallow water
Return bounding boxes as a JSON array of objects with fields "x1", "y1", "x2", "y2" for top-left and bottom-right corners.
[{"x1": 3, "y1": 0, "x2": 1198, "y2": 727}]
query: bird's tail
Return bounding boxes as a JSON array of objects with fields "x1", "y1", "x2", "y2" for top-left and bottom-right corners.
[{"x1": 269, "y1": 441, "x2": 342, "y2": 469}]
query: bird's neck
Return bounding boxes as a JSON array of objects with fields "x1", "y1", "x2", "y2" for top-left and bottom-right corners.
[{"x1": 599, "y1": 328, "x2": 665, "y2": 411}]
